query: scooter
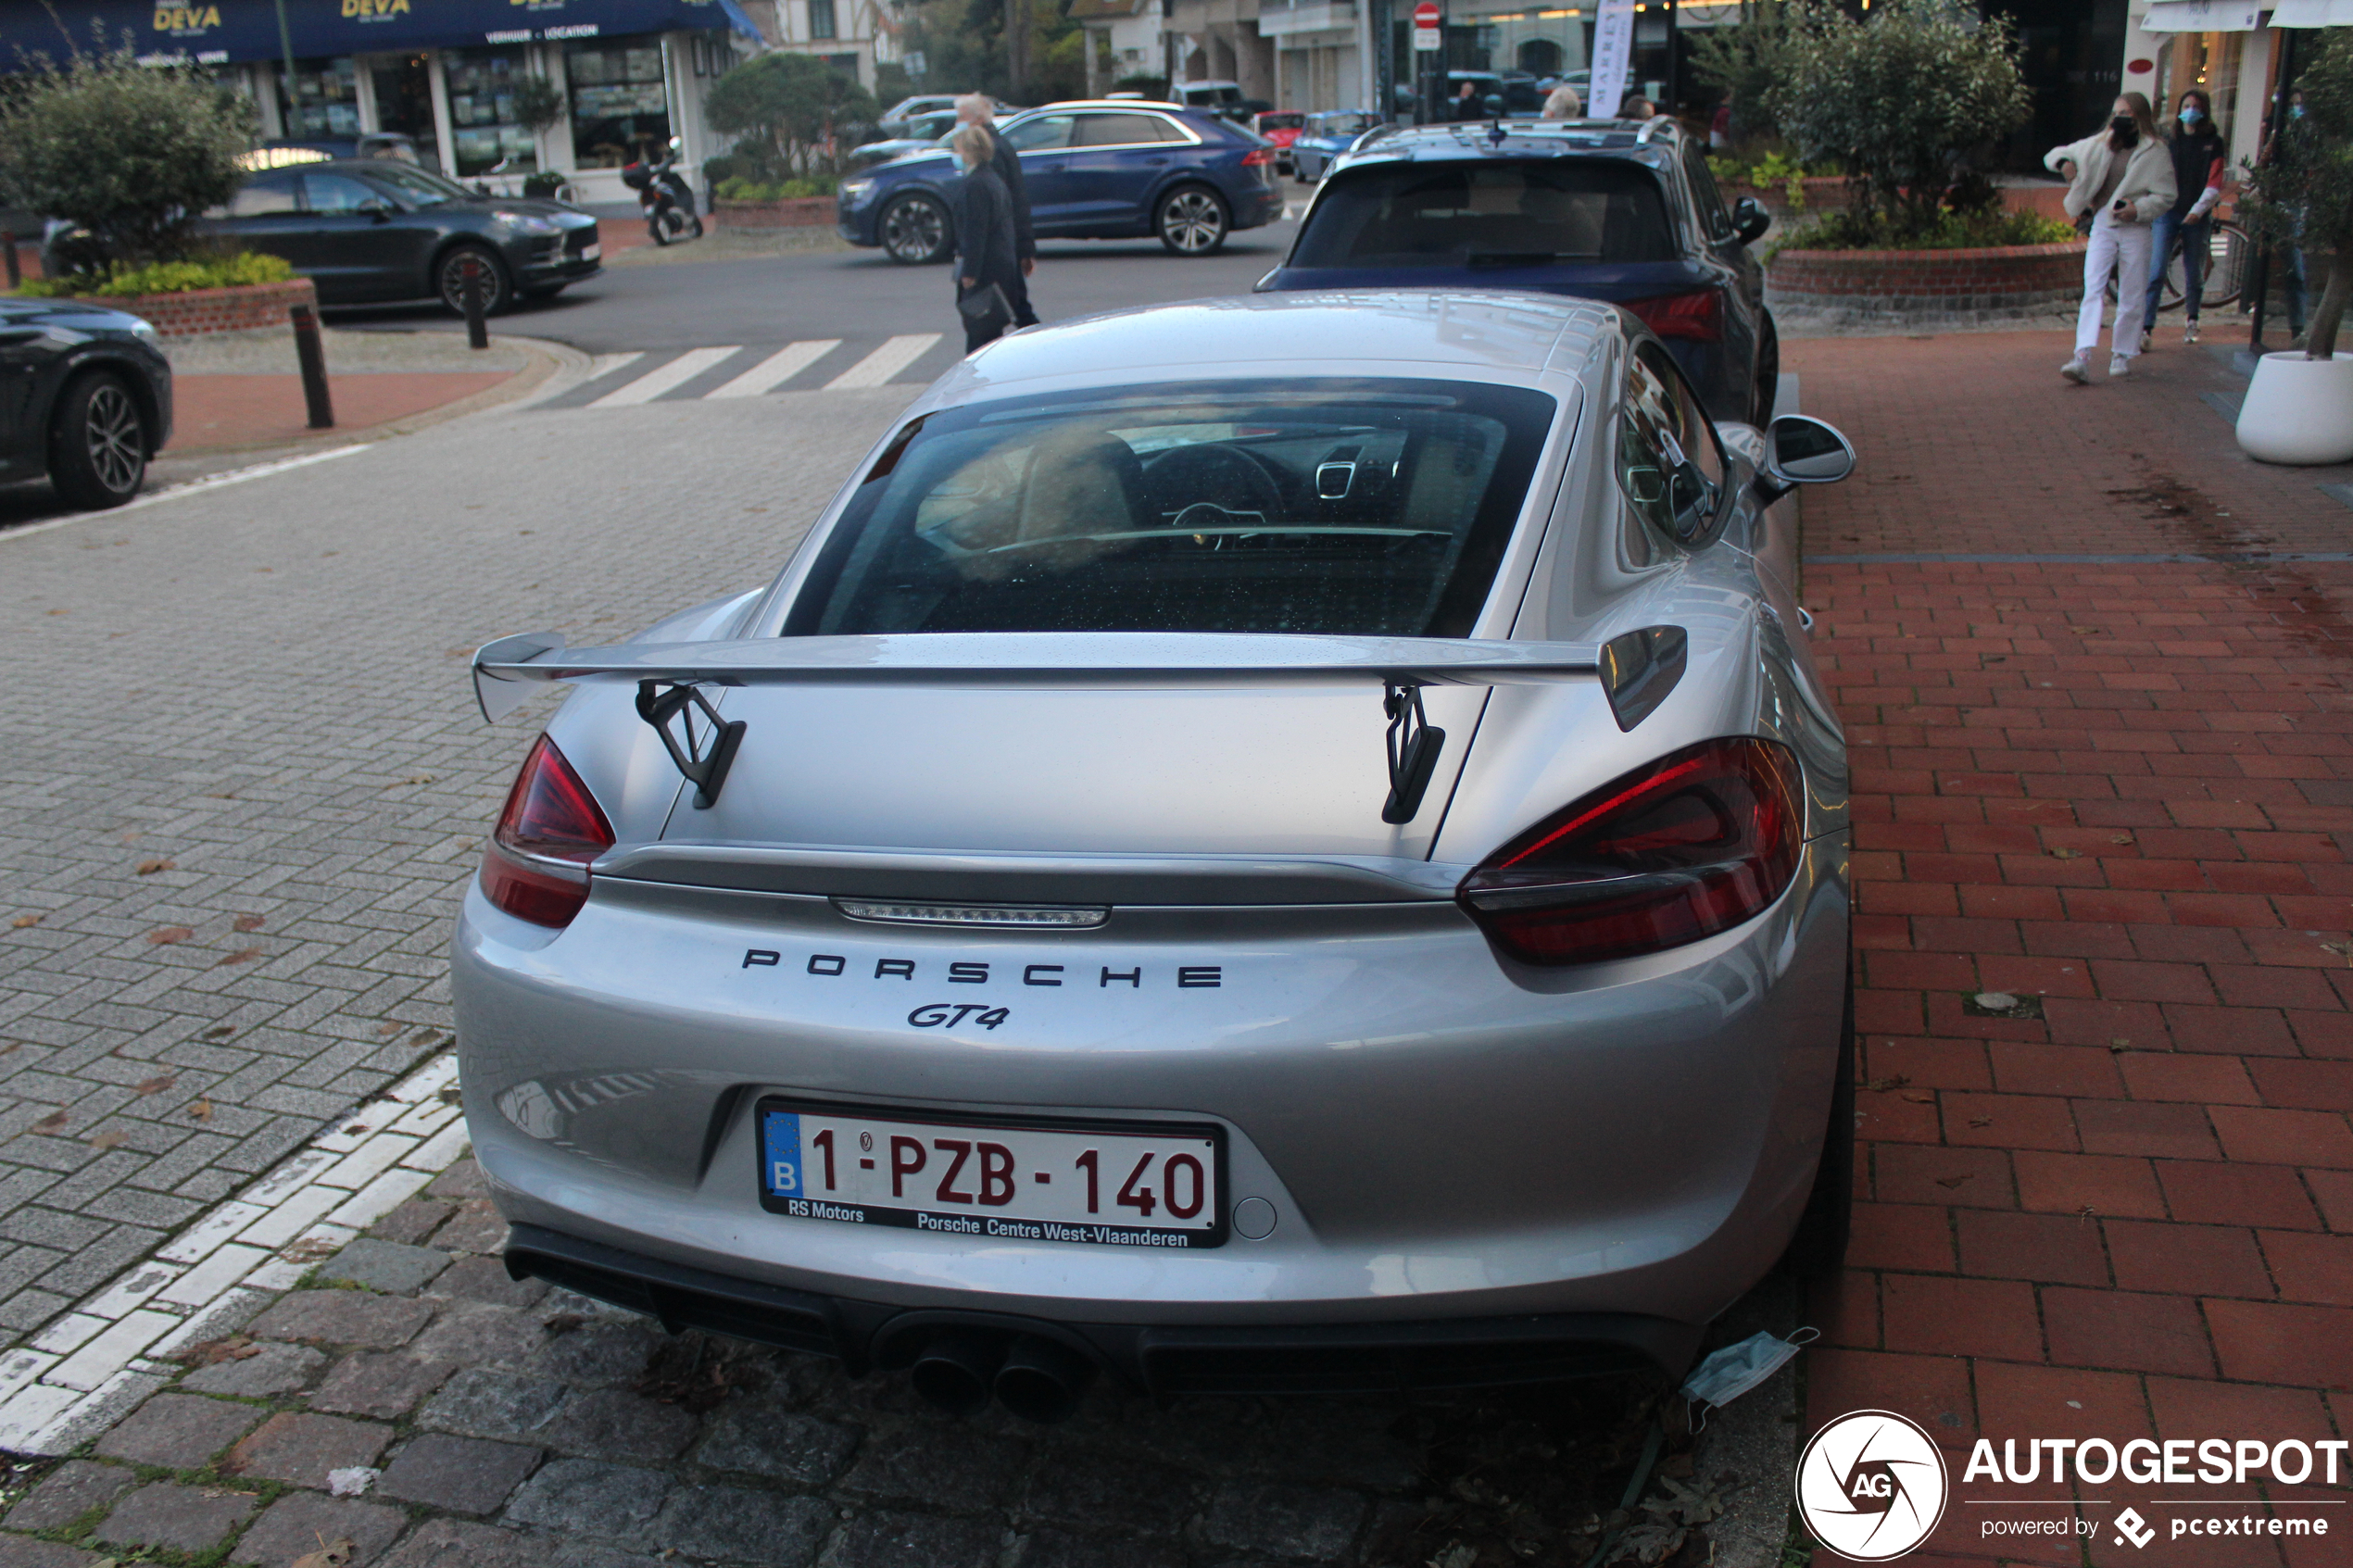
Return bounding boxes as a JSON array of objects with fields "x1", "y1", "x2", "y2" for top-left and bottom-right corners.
[{"x1": 622, "y1": 137, "x2": 703, "y2": 245}]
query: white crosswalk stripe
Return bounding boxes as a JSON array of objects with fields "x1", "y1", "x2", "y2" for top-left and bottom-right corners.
[
  {"x1": 825, "y1": 333, "x2": 943, "y2": 390},
  {"x1": 705, "y1": 339, "x2": 842, "y2": 399},
  {"x1": 588, "y1": 345, "x2": 744, "y2": 407}
]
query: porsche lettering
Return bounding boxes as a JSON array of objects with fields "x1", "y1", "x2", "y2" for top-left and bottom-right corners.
[{"x1": 738, "y1": 949, "x2": 1220, "y2": 987}]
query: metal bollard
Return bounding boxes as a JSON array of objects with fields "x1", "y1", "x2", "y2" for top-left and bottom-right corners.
[
  {"x1": 290, "y1": 302, "x2": 334, "y2": 430},
  {"x1": 2, "y1": 232, "x2": 18, "y2": 291},
  {"x1": 461, "y1": 255, "x2": 489, "y2": 350}
]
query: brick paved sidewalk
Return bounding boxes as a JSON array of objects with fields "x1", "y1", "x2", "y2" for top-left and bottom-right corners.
[
  {"x1": 170, "y1": 371, "x2": 518, "y2": 455},
  {"x1": 1790, "y1": 330, "x2": 2353, "y2": 1564}
]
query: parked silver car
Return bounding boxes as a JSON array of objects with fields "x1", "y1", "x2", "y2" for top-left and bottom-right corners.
[{"x1": 457, "y1": 291, "x2": 1857, "y2": 1422}]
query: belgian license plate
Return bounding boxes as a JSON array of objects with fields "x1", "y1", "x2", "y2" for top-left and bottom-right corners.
[
  {"x1": 581, "y1": 242, "x2": 602, "y2": 261},
  {"x1": 756, "y1": 1098, "x2": 1225, "y2": 1248}
]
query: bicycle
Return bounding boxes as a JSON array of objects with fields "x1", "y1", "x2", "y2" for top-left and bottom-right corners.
[{"x1": 2103, "y1": 217, "x2": 2251, "y2": 311}]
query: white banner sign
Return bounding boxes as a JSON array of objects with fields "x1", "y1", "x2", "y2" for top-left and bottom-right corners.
[{"x1": 1588, "y1": 0, "x2": 1636, "y2": 119}]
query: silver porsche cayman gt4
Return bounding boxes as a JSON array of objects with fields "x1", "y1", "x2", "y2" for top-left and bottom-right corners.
[{"x1": 455, "y1": 291, "x2": 1857, "y2": 1423}]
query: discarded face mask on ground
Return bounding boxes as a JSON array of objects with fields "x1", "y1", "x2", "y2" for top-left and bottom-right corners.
[{"x1": 1680, "y1": 1327, "x2": 1818, "y2": 1426}]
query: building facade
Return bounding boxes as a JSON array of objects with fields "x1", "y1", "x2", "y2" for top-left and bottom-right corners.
[{"x1": 0, "y1": 0, "x2": 764, "y2": 207}]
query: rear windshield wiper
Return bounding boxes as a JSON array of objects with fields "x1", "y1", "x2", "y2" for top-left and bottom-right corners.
[{"x1": 1466, "y1": 251, "x2": 1571, "y2": 268}]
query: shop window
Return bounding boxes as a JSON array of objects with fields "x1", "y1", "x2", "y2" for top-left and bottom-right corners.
[
  {"x1": 278, "y1": 56, "x2": 359, "y2": 140},
  {"x1": 370, "y1": 54, "x2": 439, "y2": 169},
  {"x1": 568, "y1": 38, "x2": 673, "y2": 169},
  {"x1": 445, "y1": 47, "x2": 538, "y2": 175},
  {"x1": 810, "y1": 0, "x2": 838, "y2": 39}
]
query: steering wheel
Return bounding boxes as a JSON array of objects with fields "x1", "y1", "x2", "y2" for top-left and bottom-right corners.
[{"x1": 1141, "y1": 444, "x2": 1285, "y2": 524}]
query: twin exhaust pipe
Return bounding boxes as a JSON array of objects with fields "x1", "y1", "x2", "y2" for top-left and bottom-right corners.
[{"x1": 907, "y1": 1328, "x2": 1097, "y2": 1423}]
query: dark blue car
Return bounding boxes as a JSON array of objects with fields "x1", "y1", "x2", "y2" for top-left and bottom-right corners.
[
  {"x1": 1288, "y1": 110, "x2": 1381, "y2": 183},
  {"x1": 1257, "y1": 118, "x2": 1779, "y2": 422},
  {"x1": 837, "y1": 101, "x2": 1284, "y2": 265}
]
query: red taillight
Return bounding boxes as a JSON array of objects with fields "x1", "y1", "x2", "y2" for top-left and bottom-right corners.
[
  {"x1": 1458, "y1": 737, "x2": 1802, "y2": 966},
  {"x1": 1623, "y1": 290, "x2": 1723, "y2": 342},
  {"x1": 1241, "y1": 147, "x2": 1277, "y2": 167},
  {"x1": 478, "y1": 735, "x2": 614, "y2": 929}
]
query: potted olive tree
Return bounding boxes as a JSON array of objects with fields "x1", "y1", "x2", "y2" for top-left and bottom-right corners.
[{"x1": 2235, "y1": 30, "x2": 2353, "y2": 466}]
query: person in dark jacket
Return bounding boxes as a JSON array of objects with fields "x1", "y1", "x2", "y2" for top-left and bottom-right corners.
[
  {"x1": 950, "y1": 122, "x2": 1021, "y2": 353},
  {"x1": 957, "y1": 94, "x2": 1038, "y2": 327},
  {"x1": 2143, "y1": 87, "x2": 2226, "y2": 351}
]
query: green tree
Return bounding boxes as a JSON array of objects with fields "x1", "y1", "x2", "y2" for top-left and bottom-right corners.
[
  {"x1": 1763, "y1": 0, "x2": 2032, "y2": 243},
  {"x1": 1687, "y1": 1, "x2": 1803, "y2": 146},
  {"x1": 896, "y1": 0, "x2": 1088, "y2": 105},
  {"x1": 704, "y1": 53, "x2": 879, "y2": 178},
  {"x1": 2240, "y1": 29, "x2": 2353, "y2": 358},
  {"x1": 0, "y1": 45, "x2": 256, "y2": 270}
]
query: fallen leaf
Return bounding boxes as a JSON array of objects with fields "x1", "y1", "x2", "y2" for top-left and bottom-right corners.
[
  {"x1": 30, "y1": 1110, "x2": 69, "y2": 1136},
  {"x1": 1932, "y1": 1173, "x2": 1972, "y2": 1188},
  {"x1": 87, "y1": 1130, "x2": 126, "y2": 1151},
  {"x1": 8, "y1": 915, "x2": 39, "y2": 929},
  {"x1": 343, "y1": 1124, "x2": 371, "y2": 1136},
  {"x1": 1899, "y1": 1090, "x2": 1937, "y2": 1104},
  {"x1": 2046, "y1": 847, "x2": 2082, "y2": 860},
  {"x1": 2109, "y1": 834, "x2": 2133, "y2": 845},
  {"x1": 175, "y1": 1334, "x2": 259, "y2": 1367},
  {"x1": 376, "y1": 1021, "x2": 402, "y2": 1036},
  {"x1": 2068, "y1": 625, "x2": 2098, "y2": 634},
  {"x1": 1968, "y1": 1114, "x2": 1994, "y2": 1128},
  {"x1": 436, "y1": 1085, "x2": 461, "y2": 1108},
  {"x1": 409, "y1": 1028, "x2": 437, "y2": 1045},
  {"x1": 146, "y1": 926, "x2": 193, "y2": 946},
  {"x1": 280, "y1": 1237, "x2": 338, "y2": 1264},
  {"x1": 217, "y1": 948, "x2": 263, "y2": 967},
  {"x1": 232, "y1": 913, "x2": 266, "y2": 933},
  {"x1": 1867, "y1": 1074, "x2": 1910, "y2": 1092},
  {"x1": 134, "y1": 859, "x2": 175, "y2": 876},
  {"x1": 386, "y1": 774, "x2": 433, "y2": 788},
  {"x1": 203, "y1": 1025, "x2": 235, "y2": 1040},
  {"x1": 189, "y1": 1099, "x2": 214, "y2": 1122},
  {"x1": 2109, "y1": 1036, "x2": 2131, "y2": 1047},
  {"x1": 543, "y1": 1311, "x2": 587, "y2": 1336},
  {"x1": 132, "y1": 1073, "x2": 176, "y2": 1097}
]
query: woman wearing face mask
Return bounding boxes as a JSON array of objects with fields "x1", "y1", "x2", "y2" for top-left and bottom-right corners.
[
  {"x1": 2144, "y1": 88, "x2": 2225, "y2": 350},
  {"x1": 2045, "y1": 93, "x2": 2176, "y2": 382}
]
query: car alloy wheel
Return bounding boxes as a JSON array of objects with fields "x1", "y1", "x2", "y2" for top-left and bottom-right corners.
[
  {"x1": 47, "y1": 370, "x2": 146, "y2": 510},
  {"x1": 438, "y1": 245, "x2": 510, "y2": 317},
  {"x1": 881, "y1": 194, "x2": 950, "y2": 265},
  {"x1": 1156, "y1": 187, "x2": 1227, "y2": 256},
  {"x1": 82, "y1": 382, "x2": 142, "y2": 495}
]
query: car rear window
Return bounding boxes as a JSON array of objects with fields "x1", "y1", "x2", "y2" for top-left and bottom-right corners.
[
  {"x1": 1291, "y1": 160, "x2": 1676, "y2": 268},
  {"x1": 786, "y1": 379, "x2": 1558, "y2": 640}
]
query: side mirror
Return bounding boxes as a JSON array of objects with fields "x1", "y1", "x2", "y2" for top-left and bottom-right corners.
[
  {"x1": 1732, "y1": 195, "x2": 1770, "y2": 245},
  {"x1": 358, "y1": 199, "x2": 394, "y2": 221},
  {"x1": 1755, "y1": 414, "x2": 1856, "y2": 501}
]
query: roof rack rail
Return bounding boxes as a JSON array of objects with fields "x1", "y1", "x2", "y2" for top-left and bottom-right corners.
[{"x1": 1633, "y1": 114, "x2": 1677, "y2": 144}]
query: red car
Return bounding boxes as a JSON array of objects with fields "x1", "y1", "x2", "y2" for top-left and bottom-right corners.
[{"x1": 1252, "y1": 109, "x2": 1305, "y2": 173}]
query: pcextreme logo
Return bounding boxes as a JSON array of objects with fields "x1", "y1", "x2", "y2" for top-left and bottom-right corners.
[{"x1": 1794, "y1": 1411, "x2": 1950, "y2": 1562}]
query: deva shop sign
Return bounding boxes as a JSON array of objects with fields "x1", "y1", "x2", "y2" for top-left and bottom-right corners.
[{"x1": 152, "y1": 5, "x2": 220, "y2": 35}]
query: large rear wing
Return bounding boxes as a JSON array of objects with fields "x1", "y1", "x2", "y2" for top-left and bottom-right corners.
[{"x1": 469, "y1": 627, "x2": 1680, "y2": 822}]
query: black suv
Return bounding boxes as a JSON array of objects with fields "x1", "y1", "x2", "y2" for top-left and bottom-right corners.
[{"x1": 1256, "y1": 116, "x2": 1779, "y2": 422}]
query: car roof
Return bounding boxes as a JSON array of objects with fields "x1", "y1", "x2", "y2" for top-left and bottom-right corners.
[
  {"x1": 1332, "y1": 117, "x2": 1686, "y2": 167},
  {"x1": 945, "y1": 291, "x2": 1619, "y2": 390}
]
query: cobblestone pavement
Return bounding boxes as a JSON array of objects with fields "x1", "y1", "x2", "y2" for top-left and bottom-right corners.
[
  {"x1": 1790, "y1": 331, "x2": 2353, "y2": 1563},
  {"x1": 0, "y1": 390, "x2": 918, "y2": 1342}
]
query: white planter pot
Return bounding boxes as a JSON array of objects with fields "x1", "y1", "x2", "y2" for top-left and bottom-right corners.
[{"x1": 2237, "y1": 350, "x2": 2353, "y2": 466}]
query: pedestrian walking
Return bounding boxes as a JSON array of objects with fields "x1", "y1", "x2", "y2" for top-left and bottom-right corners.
[
  {"x1": 956, "y1": 94, "x2": 1038, "y2": 329},
  {"x1": 2144, "y1": 88, "x2": 2225, "y2": 351},
  {"x1": 1541, "y1": 82, "x2": 1582, "y2": 119},
  {"x1": 949, "y1": 123, "x2": 1021, "y2": 354},
  {"x1": 2046, "y1": 92, "x2": 2175, "y2": 383}
]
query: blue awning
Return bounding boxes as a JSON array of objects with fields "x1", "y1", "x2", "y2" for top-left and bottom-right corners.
[{"x1": 1, "y1": 0, "x2": 762, "y2": 71}]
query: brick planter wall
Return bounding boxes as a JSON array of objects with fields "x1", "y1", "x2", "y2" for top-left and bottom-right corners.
[
  {"x1": 1766, "y1": 241, "x2": 2085, "y2": 320},
  {"x1": 714, "y1": 197, "x2": 835, "y2": 230},
  {"x1": 104, "y1": 278, "x2": 320, "y2": 338}
]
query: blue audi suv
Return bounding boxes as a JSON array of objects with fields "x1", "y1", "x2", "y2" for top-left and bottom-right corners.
[
  {"x1": 837, "y1": 101, "x2": 1284, "y2": 264},
  {"x1": 1257, "y1": 117, "x2": 1780, "y2": 422}
]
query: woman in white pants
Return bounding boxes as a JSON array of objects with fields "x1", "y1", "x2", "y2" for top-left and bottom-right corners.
[{"x1": 2045, "y1": 94, "x2": 2175, "y2": 383}]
